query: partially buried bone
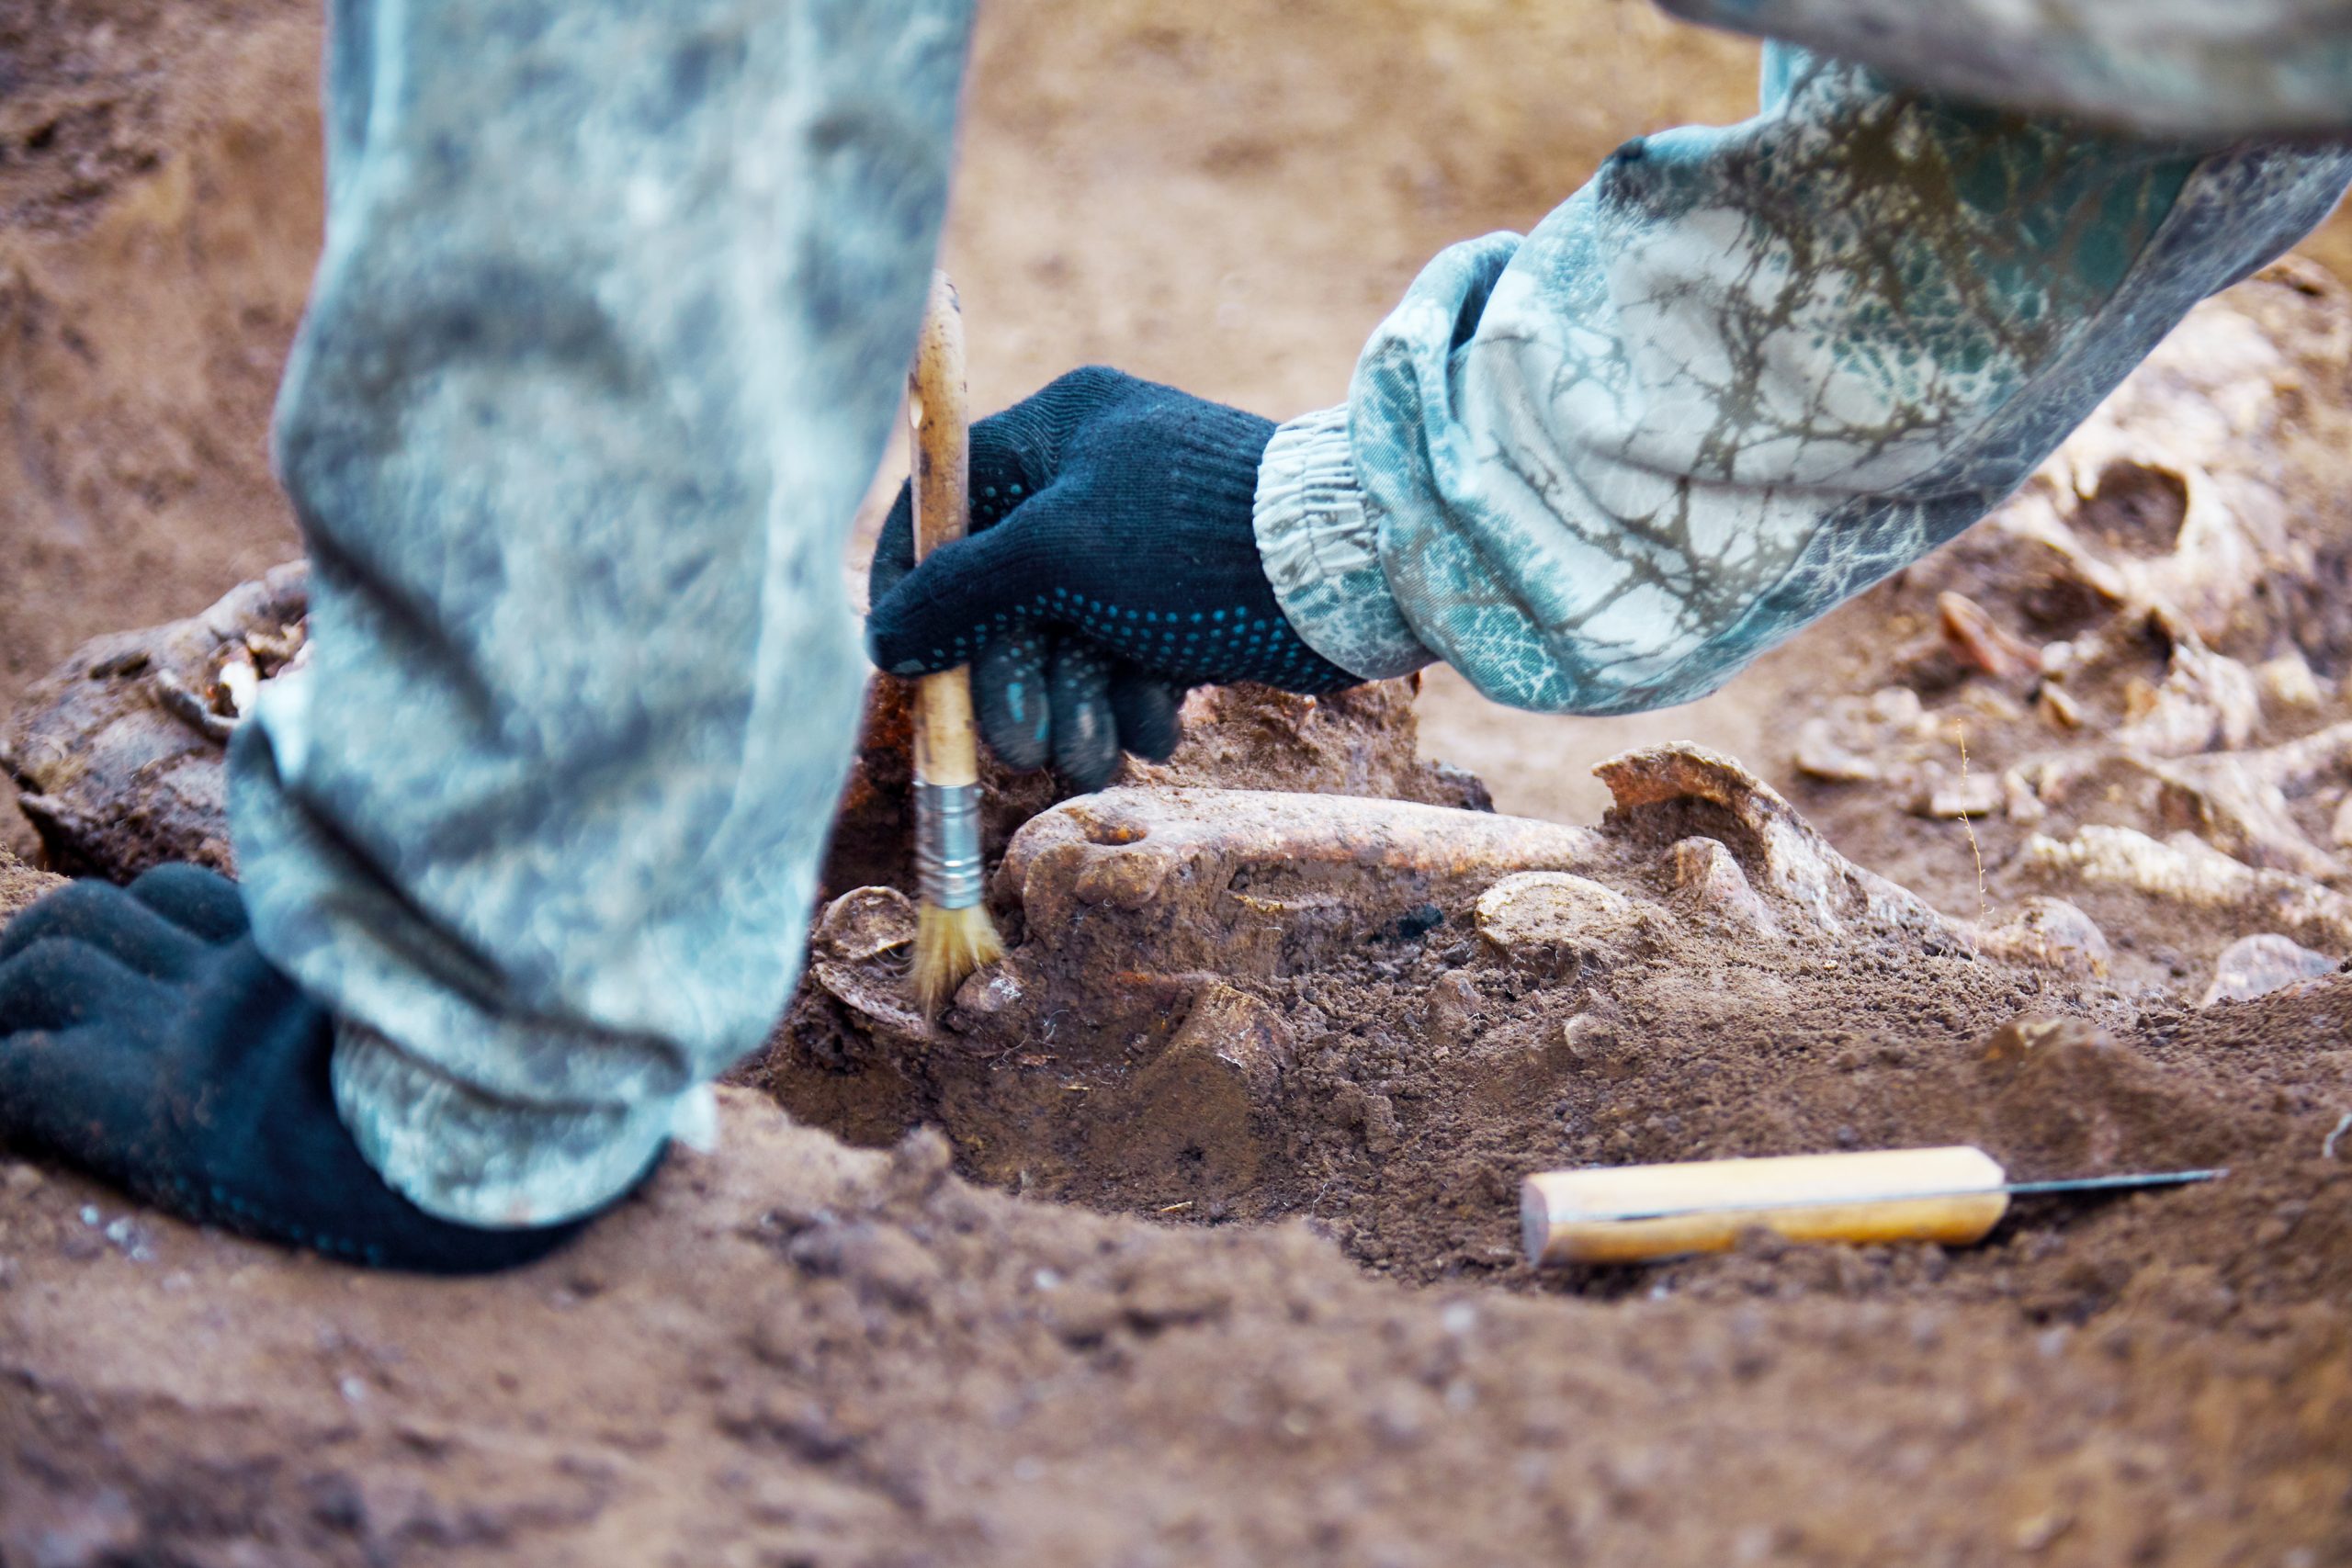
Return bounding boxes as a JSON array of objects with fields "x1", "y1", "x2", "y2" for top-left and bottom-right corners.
[
  {"x1": 805, "y1": 740, "x2": 2121, "y2": 1057},
  {"x1": 1594, "y1": 744, "x2": 1960, "y2": 944},
  {"x1": 2143, "y1": 721, "x2": 2352, "y2": 883},
  {"x1": 2023, "y1": 824, "x2": 2352, "y2": 953},
  {"x1": 999, "y1": 786, "x2": 1605, "y2": 982},
  {"x1": 3, "y1": 562, "x2": 310, "y2": 877},
  {"x1": 2199, "y1": 933, "x2": 2339, "y2": 1008},
  {"x1": 1598, "y1": 743, "x2": 2108, "y2": 972}
]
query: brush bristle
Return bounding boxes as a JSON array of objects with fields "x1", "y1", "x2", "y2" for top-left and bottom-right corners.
[{"x1": 913, "y1": 901, "x2": 1005, "y2": 1015}]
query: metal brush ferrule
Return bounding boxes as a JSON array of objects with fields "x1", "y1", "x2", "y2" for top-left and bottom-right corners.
[{"x1": 914, "y1": 780, "x2": 986, "y2": 909}]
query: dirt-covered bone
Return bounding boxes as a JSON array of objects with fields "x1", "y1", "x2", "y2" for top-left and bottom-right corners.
[
  {"x1": 993, "y1": 786, "x2": 1600, "y2": 988},
  {"x1": 2143, "y1": 719, "x2": 2352, "y2": 881},
  {"x1": 1597, "y1": 744, "x2": 1973, "y2": 945},
  {"x1": 2022, "y1": 823, "x2": 2352, "y2": 953},
  {"x1": 1, "y1": 562, "x2": 308, "y2": 878},
  {"x1": 810, "y1": 737, "x2": 2114, "y2": 1077}
]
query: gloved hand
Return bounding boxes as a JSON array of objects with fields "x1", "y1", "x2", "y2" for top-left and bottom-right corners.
[
  {"x1": 866, "y1": 367, "x2": 1357, "y2": 789},
  {"x1": 0, "y1": 865, "x2": 631, "y2": 1273}
]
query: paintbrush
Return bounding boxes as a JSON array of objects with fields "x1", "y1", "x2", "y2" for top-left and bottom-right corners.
[{"x1": 906, "y1": 271, "x2": 1005, "y2": 1012}]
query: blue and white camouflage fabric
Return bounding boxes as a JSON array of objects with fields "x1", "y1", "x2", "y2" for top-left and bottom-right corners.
[
  {"x1": 233, "y1": 0, "x2": 2352, "y2": 1228},
  {"x1": 1251, "y1": 44, "x2": 2352, "y2": 712},
  {"x1": 232, "y1": 0, "x2": 974, "y2": 1227}
]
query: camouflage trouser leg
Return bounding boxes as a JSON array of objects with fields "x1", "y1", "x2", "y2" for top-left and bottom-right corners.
[{"x1": 228, "y1": 0, "x2": 974, "y2": 1226}]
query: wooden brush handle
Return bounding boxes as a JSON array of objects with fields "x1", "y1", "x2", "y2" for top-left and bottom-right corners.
[{"x1": 910, "y1": 271, "x2": 978, "y2": 791}]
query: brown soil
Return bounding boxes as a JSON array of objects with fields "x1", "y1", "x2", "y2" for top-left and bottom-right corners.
[{"x1": 9, "y1": 6, "x2": 2352, "y2": 1566}]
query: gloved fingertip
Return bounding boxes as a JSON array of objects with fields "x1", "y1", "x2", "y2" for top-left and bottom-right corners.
[
  {"x1": 128, "y1": 862, "x2": 250, "y2": 943},
  {"x1": 1049, "y1": 644, "x2": 1122, "y2": 791},
  {"x1": 975, "y1": 634, "x2": 1053, "y2": 771},
  {"x1": 863, "y1": 603, "x2": 949, "y2": 679},
  {"x1": 0, "y1": 878, "x2": 208, "y2": 980},
  {"x1": 1108, "y1": 672, "x2": 1184, "y2": 763},
  {"x1": 864, "y1": 523, "x2": 1049, "y2": 680},
  {"x1": 0, "y1": 938, "x2": 162, "y2": 1034},
  {"x1": 1058, "y1": 722, "x2": 1121, "y2": 792}
]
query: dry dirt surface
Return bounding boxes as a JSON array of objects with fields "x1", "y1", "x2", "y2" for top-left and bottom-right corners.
[{"x1": 10, "y1": 5, "x2": 2352, "y2": 1567}]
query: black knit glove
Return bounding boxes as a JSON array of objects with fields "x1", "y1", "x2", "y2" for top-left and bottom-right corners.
[
  {"x1": 0, "y1": 865, "x2": 634, "y2": 1273},
  {"x1": 866, "y1": 367, "x2": 1356, "y2": 790}
]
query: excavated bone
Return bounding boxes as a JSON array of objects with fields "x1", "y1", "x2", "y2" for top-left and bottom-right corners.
[
  {"x1": 1601, "y1": 744, "x2": 2108, "y2": 970},
  {"x1": 2199, "y1": 933, "x2": 2340, "y2": 1008},
  {"x1": 2023, "y1": 825, "x2": 2352, "y2": 951},
  {"x1": 1594, "y1": 745, "x2": 1963, "y2": 945},
  {"x1": 1792, "y1": 717, "x2": 1881, "y2": 784},
  {"x1": 1911, "y1": 768, "x2": 2003, "y2": 821},
  {"x1": 1938, "y1": 591, "x2": 2040, "y2": 680},
  {"x1": 1474, "y1": 872, "x2": 1641, "y2": 978},
  {"x1": 2037, "y1": 683, "x2": 2083, "y2": 729},
  {"x1": 1912, "y1": 273, "x2": 2345, "y2": 681},
  {"x1": 1664, "y1": 836, "x2": 1780, "y2": 935},
  {"x1": 2114, "y1": 614, "x2": 2262, "y2": 759},
  {"x1": 998, "y1": 787, "x2": 1604, "y2": 982},
  {"x1": 2031, "y1": 286, "x2": 2322, "y2": 647},
  {"x1": 3, "y1": 561, "x2": 310, "y2": 877},
  {"x1": 1999, "y1": 767, "x2": 2045, "y2": 825},
  {"x1": 808, "y1": 886, "x2": 932, "y2": 1045},
  {"x1": 2141, "y1": 721, "x2": 2352, "y2": 883},
  {"x1": 2258, "y1": 653, "x2": 2326, "y2": 713}
]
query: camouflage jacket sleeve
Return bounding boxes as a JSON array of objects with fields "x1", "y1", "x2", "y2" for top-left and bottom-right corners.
[
  {"x1": 1657, "y1": 0, "x2": 2352, "y2": 141},
  {"x1": 1250, "y1": 46, "x2": 2352, "y2": 715}
]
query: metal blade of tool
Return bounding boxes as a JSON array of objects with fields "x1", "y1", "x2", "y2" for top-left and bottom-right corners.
[{"x1": 1600, "y1": 1168, "x2": 2224, "y2": 1224}]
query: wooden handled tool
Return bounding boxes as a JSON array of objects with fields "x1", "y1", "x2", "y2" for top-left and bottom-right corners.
[
  {"x1": 1521, "y1": 1145, "x2": 2222, "y2": 1267},
  {"x1": 907, "y1": 271, "x2": 1004, "y2": 1012}
]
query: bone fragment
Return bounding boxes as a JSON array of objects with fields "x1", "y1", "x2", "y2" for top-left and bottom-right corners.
[
  {"x1": 2115, "y1": 617, "x2": 2262, "y2": 758},
  {"x1": 1665, "y1": 836, "x2": 1779, "y2": 934},
  {"x1": 1938, "y1": 591, "x2": 2041, "y2": 680},
  {"x1": 1475, "y1": 872, "x2": 1640, "y2": 978},
  {"x1": 1915, "y1": 769, "x2": 2003, "y2": 821},
  {"x1": 2001, "y1": 768, "x2": 2046, "y2": 824},
  {"x1": 2258, "y1": 653, "x2": 2325, "y2": 713},
  {"x1": 808, "y1": 886, "x2": 931, "y2": 1044},
  {"x1": 2, "y1": 561, "x2": 309, "y2": 877},
  {"x1": 2023, "y1": 825, "x2": 2352, "y2": 951},
  {"x1": 1595, "y1": 745, "x2": 1960, "y2": 946},
  {"x1": 2144, "y1": 720, "x2": 2352, "y2": 881},
  {"x1": 1793, "y1": 717, "x2": 1880, "y2": 783},
  {"x1": 149, "y1": 669, "x2": 237, "y2": 744},
  {"x1": 217, "y1": 653, "x2": 261, "y2": 720}
]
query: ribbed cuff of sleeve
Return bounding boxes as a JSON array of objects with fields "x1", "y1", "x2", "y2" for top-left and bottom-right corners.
[
  {"x1": 1250, "y1": 404, "x2": 1435, "y2": 682},
  {"x1": 331, "y1": 1021, "x2": 716, "y2": 1228}
]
